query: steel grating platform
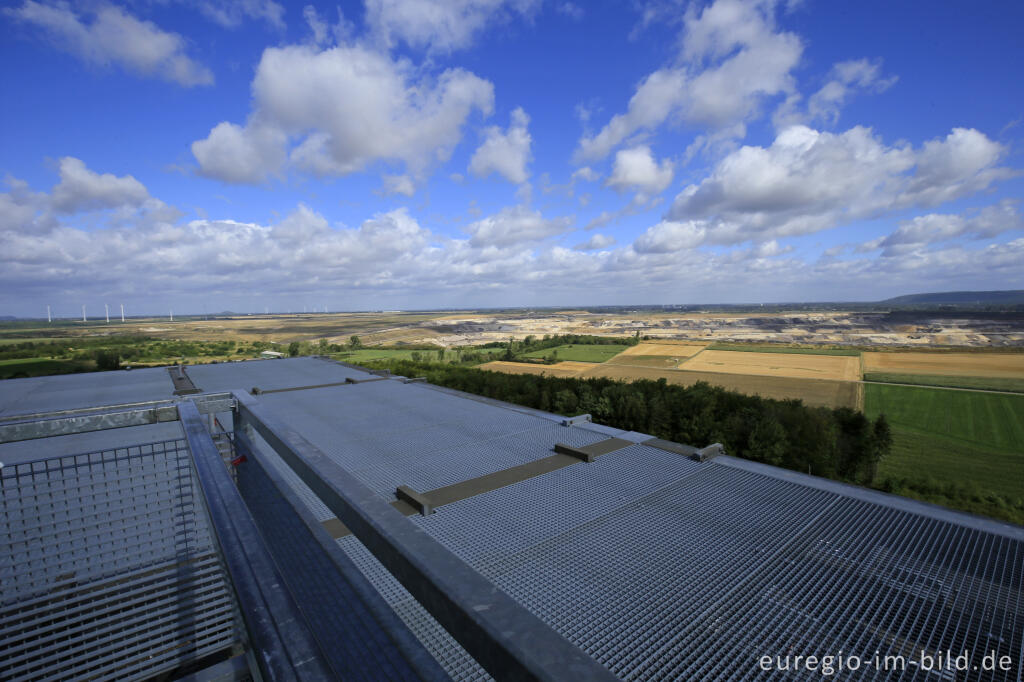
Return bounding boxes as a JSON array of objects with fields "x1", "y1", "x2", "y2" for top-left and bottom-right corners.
[
  {"x1": 0, "y1": 440, "x2": 238, "y2": 681},
  {"x1": 234, "y1": 371, "x2": 1023, "y2": 682},
  {"x1": 185, "y1": 355, "x2": 373, "y2": 393},
  {"x1": 0, "y1": 367, "x2": 176, "y2": 417},
  {"x1": 257, "y1": 380, "x2": 613, "y2": 500}
]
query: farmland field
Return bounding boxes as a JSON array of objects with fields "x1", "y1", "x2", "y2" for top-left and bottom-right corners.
[
  {"x1": 863, "y1": 351, "x2": 1024, "y2": 378},
  {"x1": 864, "y1": 384, "x2": 1024, "y2": 501},
  {"x1": 605, "y1": 355, "x2": 689, "y2": 369},
  {"x1": 864, "y1": 372, "x2": 1024, "y2": 393},
  {"x1": 707, "y1": 343, "x2": 861, "y2": 356},
  {"x1": 577, "y1": 364, "x2": 862, "y2": 409},
  {"x1": 520, "y1": 344, "x2": 629, "y2": 363},
  {"x1": 679, "y1": 349, "x2": 861, "y2": 381},
  {"x1": 615, "y1": 342, "x2": 707, "y2": 358},
  {"x1": 479, "y1": 360, "x2": 596, "y2": 378}
]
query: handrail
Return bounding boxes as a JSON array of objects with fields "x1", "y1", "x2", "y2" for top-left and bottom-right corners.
[{"x1": 178, "y1": 400, "x2": 336, "y2": 681}]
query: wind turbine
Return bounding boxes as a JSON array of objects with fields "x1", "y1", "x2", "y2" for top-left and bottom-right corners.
[
  {"x1": 105, "y1": 304, "x2": 110, "y2": 324},
  {"x1": 46, "y1": 305, "x2": 51, "y2": 323},
  {"x1": 82, "y1": 305, "x2": 86, "y2": 322},
  {"x1": 170, "y1": 309, "x2": 174, "y2": 322},
  {"x1": 120, "y1": 304, "x2": 125, "y2": 323}
]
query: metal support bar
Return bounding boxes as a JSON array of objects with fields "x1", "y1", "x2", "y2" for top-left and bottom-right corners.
[
  {"x1": 232, "y1": 391, "x2": 616, "y2": 682},
  {"x1": 0, "y1": 395, "x2": 234, "y2": 443},
  {"x1": 178, "y1": 400, "x2": 336, "y2": 682}
]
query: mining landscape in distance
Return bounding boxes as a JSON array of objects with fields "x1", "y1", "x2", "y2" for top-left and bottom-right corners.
[{"x1": 1, "y1": 303, "x2": 1022, "y2": 525}]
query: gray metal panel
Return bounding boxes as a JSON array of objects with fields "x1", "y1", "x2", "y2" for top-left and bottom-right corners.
[
  {"x1": 186, "y1": 356, "x2": 372, "y2": 393},
  {"x1": 0, "y1": 440, "x2": 238, "y2": 681},
  {"x1": 0, "y1": 367, "x2": 174, "y2": 417},
  {"x1": 403, "y1": 456, "x2": 1023, "y2": 682},
  {"x1": 0, "y1": 421, "x2": 185, "y2": 464},
  {"x1": 259, "y1": 380, "x2": 612, "y2": 500}
]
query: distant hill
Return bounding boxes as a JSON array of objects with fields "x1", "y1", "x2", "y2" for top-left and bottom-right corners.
[{"x1": 881, "y1": 290, "x2": 1024, "y2": 305}]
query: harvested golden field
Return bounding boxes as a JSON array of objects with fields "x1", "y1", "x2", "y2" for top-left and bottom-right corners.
[
  {"x1": 606, "y1": 356, "x2": 688, "y2": 369},
  {"x1": 862, "y1": 352, "x2": 1024, "y2": 378},
  {"x1": 680, "y1": 350, "x2": 861, "y2": 381},
  {"x1": 616, "y1": 342, "x2": 707, "y2": 357},
  {"x1": 577, "y1": 364, "x2": 862, "y2": 409},
  {"x1": 478, "y1": 361, "x2": 591, "y2": 378}
]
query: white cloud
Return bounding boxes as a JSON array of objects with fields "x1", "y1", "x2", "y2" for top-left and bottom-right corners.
[
  {"x1": 50, "y1": 158, "x2": 150, "y2": 213},
  {"x1": 8, "y1": 2, "x2": 213, "y2": 87},
  {"x1": 558, "y1": 3, "x2": 584, "y2": 20},
  {"x1": 192, "y1": 122, "x2": 287, "y2": 184},
  {"x1": 381, "y1": 174, "x2": 417, "y2": 197},
  {"x1": 576, "y1": 0, "x2": 801, "y2": 161},
  {"x1": 465, "y1": 205, "x2": 573, "y2": 247},
  {"x1": 3, "y1": 167, "x2": 1022, "y2": 309},
  {"x1": 192, "y1": 44, "x2": 493, "y2": 186},
  {"x1": 198, "y1": 0, "x2": 285, "y2": 29},
  {"x1": 365, "y1": 0, "x2": 539, "y2": 52},
  {"x1": 788, "y1": 58, "x2": 897, "y2": 127},
  {"x1": 667, "y1": 125, "x2": 1014, "y2": 244},
  {"x1": 571, "y1": 167, "x2": 599, "y2": 183},
  {"x1": 573, "y1": 233, "x2": 616, "y2": 251},
  {"x1": 303, "y1": 5, "x2": 329, "y2": 44},
  {"x1": 606, "y1": 145, "x2": 674, "y2": 195},
  {"x1": 634, "y1": 220, "x2": 708, "y2": 253},
  {"x1": 873, "y1": 200, "x2": 1023, "y2": 256},
  {"x1": 469, "y1": 107, "x2": 532, "y2": 184}
]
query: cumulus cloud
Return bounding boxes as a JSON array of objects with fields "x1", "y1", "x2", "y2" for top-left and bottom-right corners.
[
  {"x1": 666, "y1": 125, "x2": 1014, "y2": 245},
  {"x1": 573, "y1": 233, "x2": 616, "y2": 251},
  {"x1": 606, "y1": 145, "x2": 674, "y2": 195},
  {"x1": 2, "y1": 166, "x2": 1022, "y2": 309},
  {"x1": 634, "y1": 220, "x2": 708, "y2": 253},
  {"x1": 464, "y1": 205, "x2": 573, "y2": 247},
  {"x1": 192, "y1": 122, "x2": 287, "y2": 185},
  {"x1": 7, "y1": 2, "x2": 213, "y2": 87},
  {"x1": 871, "y1": 200, "x2": 1023, "y2": 256},
  {"x1": 469, "y1": 107, "x2": 532, "y2": 184},
  {"x1": 50, "y1": 158, "x2": 150, "y2": 213},
  {"x1": 192, "y1": 44, "x2": 493, "y2": 186},
  {"x1": 576, "y1": 0, "x2": 801, "y2": 161},
  {"x1": 365, "y1": 0, "x2": 539, "y2": 52}
]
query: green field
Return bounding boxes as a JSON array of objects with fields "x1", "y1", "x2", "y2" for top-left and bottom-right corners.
[
  {"x1": 520, "y1": 344, "x2": 629, "y2": 363},
  {"x1": 864, "y1": 384, "x2": 1024, "y2": 502},
  {"x1": 707, "y1": 343, "x2": 861, "y2": 356},
  {"x1": 864, "y1": 372, "x2": 1024, "y2": 394}
]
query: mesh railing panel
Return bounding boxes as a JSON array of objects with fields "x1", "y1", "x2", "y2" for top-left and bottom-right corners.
[{"x1": 0, "y1": 439, "x2": 238, "y2": 681}]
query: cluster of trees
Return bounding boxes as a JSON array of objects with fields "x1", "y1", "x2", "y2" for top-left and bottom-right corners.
[
  {"x1": 489, "y1": 333, "x2": 640, "y2": 362},
  {"x1": 368, "y1": 359, "x2": 892, "y2": 486}
]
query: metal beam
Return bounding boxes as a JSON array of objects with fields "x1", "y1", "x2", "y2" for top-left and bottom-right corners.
[
  {"x1": 0, "y1": 395, "x2": 234, "y2": 443},
  {"x1": 178, "y1": 400, "x2": 336, "y2": 682},
  {"x1": 232, "y1": 390, "x2": 617, "y2": 682}
]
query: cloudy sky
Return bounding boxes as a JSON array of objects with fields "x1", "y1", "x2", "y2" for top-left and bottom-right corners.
[{"x1": 2, "y1": 0, "x2": 1022, "y2": 317}]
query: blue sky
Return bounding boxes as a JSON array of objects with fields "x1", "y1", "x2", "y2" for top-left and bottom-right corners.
[{"x1": 1, "y1": 0, "x2": 1022, "y2": 317}]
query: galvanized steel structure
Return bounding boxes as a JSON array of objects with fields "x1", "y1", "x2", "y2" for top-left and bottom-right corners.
[{"x1": 0, "y1": 356, "x2": 1021, "y2": 681}]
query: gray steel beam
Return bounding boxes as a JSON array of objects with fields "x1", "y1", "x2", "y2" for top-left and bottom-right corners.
[
  {"x1": 232, "y1": 390, "x2": 617, "y2": 682},
  {"x1": 178, "y1": 400, "x2": 337, "y2": 682},
  {"x1": 0, "y1": 395, "x2": 234, "y2": 443}
]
